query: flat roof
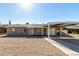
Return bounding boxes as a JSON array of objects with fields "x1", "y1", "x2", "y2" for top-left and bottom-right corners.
[
  {"x1": 48, "y1": 21, "x2": 79, "y2": 26},
  {"x1": 0, "y1": 24, "x2": 8, "y2": 27},
  {"x1": 5, "y1": 24, "x2": 47, "y2": 28},
  {"x1": 1, "y1": 21, "x2": 79, "y2": 28}
]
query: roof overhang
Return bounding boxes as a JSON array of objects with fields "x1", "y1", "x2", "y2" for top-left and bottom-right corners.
[{"x1": 5, "y1": 24, "x2": 47, "y2": 28}]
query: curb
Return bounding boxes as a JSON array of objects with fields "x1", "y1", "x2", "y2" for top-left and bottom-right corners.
[{"x1": 44, "y1": 38, "x2": 79, "y2": 56}]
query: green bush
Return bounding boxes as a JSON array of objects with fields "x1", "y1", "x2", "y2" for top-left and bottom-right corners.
[{"x1": 68, "y1": 29, "x2": 79, "y2": 34}]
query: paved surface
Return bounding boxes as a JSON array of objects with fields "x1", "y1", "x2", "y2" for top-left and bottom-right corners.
[
  {"x1": 49, "y1": 37, "x2": 79, "y2": 56},
  {"x1": 0, "y1": 37, "x2": 66, "y2": 56}
]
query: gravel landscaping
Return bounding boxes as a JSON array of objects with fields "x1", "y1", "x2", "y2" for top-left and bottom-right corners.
[{"x1": 0, "y1": 37, "x2": 67, "y2": 56}]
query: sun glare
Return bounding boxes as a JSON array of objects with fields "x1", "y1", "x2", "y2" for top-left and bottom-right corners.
[{"x1": 19, "y1": 2, "x2": 33, "y2": 9}]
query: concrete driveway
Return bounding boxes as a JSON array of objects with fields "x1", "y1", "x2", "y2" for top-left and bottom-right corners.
[{"x1": 50, "y1": 37, "x2": 79, "y2": 55}]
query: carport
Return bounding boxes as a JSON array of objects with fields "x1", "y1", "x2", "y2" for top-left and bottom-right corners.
[{"x1": 47, "y1": 21, "x2": 79, "y2": 39}]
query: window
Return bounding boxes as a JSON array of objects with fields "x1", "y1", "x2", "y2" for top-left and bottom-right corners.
[{"x1": 12, "y1": 28, "x2": 15, "y2": 32}]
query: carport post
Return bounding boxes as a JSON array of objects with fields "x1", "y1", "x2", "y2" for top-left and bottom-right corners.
[
  {"x1": 59, "y1": 27, "x2": 62, "y2": 36},
  {"x1": 42, "y1": 27, "x2": 43, "y2": 36},
  {"x1": 48, "y1": 24, "x2": 50, "y2": 40},
  {"x1": 29, "y1": 27, "x2": 30, "y2": 36}
]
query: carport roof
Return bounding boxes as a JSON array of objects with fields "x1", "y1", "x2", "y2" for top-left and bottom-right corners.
[{"x1": 47, "y1": 21, "x2": 79, "y2": 26}]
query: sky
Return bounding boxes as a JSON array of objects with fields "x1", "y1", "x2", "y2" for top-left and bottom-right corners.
[{"x1": 0, "y1": 3, "x2": 79, "y2": 24}]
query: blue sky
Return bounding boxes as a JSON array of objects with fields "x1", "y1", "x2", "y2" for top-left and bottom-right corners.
[{"x1": 0, "y1": 3, "x2": 79, "y2": 24}]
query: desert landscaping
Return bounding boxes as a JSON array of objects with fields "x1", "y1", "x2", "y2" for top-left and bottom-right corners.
[{"x1": 0, "y1": 37, "x2": 67, "y2": 56}]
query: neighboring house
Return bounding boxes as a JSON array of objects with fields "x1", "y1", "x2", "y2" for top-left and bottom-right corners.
[
  {"x1": 64, "y1": 26, "x2": 79, "y2": 38},
  {"x1": 0, "y1": 21, "x2": 78, "y2": 36},
  {"x1": 66, "y1": 26, "x2": 79, "y2": 34}
]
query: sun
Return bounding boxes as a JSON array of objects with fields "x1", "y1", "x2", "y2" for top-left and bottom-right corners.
[{"x1": 19, "y1": 2, "x2": 33, "y2": 9}]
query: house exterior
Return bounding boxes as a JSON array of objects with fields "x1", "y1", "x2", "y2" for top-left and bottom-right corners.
[
  {"x1": 0, "y1": 21, "x2": 79, "y2": 37},
  {"x1": 5, "y1": 24, "x2": 55, "y2": 36}
]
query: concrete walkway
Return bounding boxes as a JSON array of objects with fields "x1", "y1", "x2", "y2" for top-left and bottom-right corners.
[{"x1": 45, "y1": 37, "x2": 79, "y2": 56}]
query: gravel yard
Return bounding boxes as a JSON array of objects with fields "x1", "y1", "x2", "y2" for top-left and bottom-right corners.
[{"x1": 0, "y1": 37, "x2": 67, "y2": 56}]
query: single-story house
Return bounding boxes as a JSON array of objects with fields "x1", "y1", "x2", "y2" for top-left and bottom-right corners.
[
  {"x1": 0, "y1": 21, "x2": 79, "y2": 37},
  {"x1": 5, "y1": 24, "x2": 51, "y2": 36}
]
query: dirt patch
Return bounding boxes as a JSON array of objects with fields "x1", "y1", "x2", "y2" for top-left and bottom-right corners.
[{"x1": 0, "y1": 37, "x2": 67, "y2": 56}]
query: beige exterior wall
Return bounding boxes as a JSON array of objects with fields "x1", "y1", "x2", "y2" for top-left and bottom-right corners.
[
  {"x1": 6, "y1": 27, "x2": 56, "y2": 36},
  {"x1": 50, "y1": 28, "x2": 55, "y2": 35},
  {"x1": 7, "y1": 27, "x2": 29, "y2": 36},
  {"x1": 29, "y1": 28, "x2": 34, "y2": 35},
  {"x1": 47, "y1": 28, "x2": 56, "y2": 36}
]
